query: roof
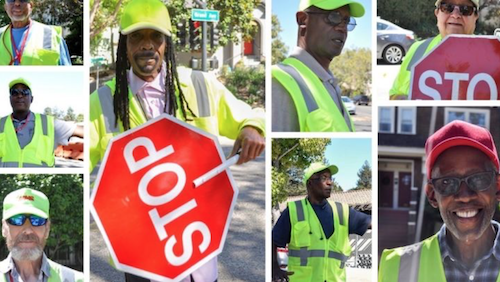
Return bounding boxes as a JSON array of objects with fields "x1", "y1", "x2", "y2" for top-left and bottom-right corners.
[{"x1": 279, "y1": 189, "x2": 372, "y2": 212}]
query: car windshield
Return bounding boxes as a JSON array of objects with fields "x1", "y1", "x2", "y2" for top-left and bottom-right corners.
[{"x1": 342, "y1": 97, "x2": 351, "y2": 102}]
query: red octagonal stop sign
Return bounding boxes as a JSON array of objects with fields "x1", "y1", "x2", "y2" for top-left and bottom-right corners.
[
  {"x1": 409, "y1": 35, "x2": 500, "y2": 100},
  {"x1": 90, "y1": 114, "x2": 238, "y2": 281}
]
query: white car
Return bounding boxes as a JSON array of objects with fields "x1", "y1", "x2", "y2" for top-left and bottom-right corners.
[{"x1": 341, "y1": 96, "x2": 356, "y2": 115}]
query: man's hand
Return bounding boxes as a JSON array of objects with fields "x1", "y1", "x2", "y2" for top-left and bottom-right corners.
[
  {"x1": 272, "y1": 265, "x2": 294, "y2": 282},
  {"x1": 229, "y1": 126, "x2": 264, "y2": 164}
]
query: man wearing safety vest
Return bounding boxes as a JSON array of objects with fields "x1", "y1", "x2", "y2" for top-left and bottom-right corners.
[
  {"x1": 0, "y1": 78, "x2": 83, "y2": 167},
  {"x1": 389, "y1": 0, "x2": 479, "y2": 99},
  {"x1": 0, "y1": 0, "x2": 72, "y2": 65},
  {"x1": 379, "y1": 120, "x2": 500, "y2": 282},
  {"x1": 0, "y1": 188, "x2": 83, "y2": 281},
  {"x1": 271, "y1": 0, "x2": 365, "y2": 132},
  {"x1": 89, "y1": 0, "x2": 265, "y2": 281},
  {"x1": 272, "y1": 162, "x2": 371, "y2": 281}
]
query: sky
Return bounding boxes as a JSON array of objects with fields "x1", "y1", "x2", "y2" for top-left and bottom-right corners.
[
  {"x1": 324, "y1": 138, "x2": 372, "y2": 191},
  {"x1": 273, "y1": 0, "x2": 372, "y2": 56},
  {"x1": 0, "y1": 70, "x2": 85, "y2": 117}
]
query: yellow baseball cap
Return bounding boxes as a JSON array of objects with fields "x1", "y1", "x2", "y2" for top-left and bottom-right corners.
[
  {"x1": 299, "y1": 0, "x2": 365, "y2": 17},
  {"x1": 8, "y1": 77, "x2": 31, "y2": 90},
  {"x1": 303, "y1": 162, "x2": 339, "y2": 184},
  {"x1": 120, "y1": 0, "x2": 172, "y2": 36},
  {"x1": 3, "y1": 188, "x2": 50, "y2": 220}
]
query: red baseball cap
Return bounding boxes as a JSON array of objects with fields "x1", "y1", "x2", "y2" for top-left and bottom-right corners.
[{"x1": 425, "y1": 120, "x2": 499, "y2": 179}]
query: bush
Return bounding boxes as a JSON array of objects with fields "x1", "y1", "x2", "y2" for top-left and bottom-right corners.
[{"x1": 219, "y1": 65, "x2": 265, "y2": 107}]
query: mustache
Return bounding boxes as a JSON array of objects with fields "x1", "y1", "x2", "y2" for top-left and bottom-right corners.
[
  {"x1": 134, "y1": 51, "x2": 158, "y2": 60},
  {"x1": 15, "y1": 233, "x2": 39, "y2": 244}
]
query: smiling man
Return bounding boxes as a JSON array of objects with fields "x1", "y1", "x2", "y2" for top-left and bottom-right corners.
[
  {"x1": 389, "y1": 0, "x2": 480, "y2": 99},
  {"x1": 272, "y1": 162, "x2": 371, "y2": 281},
  {"x1": 379, "y1": 120, "x2": 500, "y2": 282},
  {"x1": 0, "y1": 188, "x2": 83, "y2": 281},
  {"x1": 0, "y1": 0, "x2": 72, "y2": 65},
  {"x1": 271, "y1": 0, "x2": 365, "y2": 132}
]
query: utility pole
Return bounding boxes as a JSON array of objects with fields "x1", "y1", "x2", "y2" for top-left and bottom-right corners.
[{"x1": 193, "y1": 0, "x2": 207, "y2": 71}]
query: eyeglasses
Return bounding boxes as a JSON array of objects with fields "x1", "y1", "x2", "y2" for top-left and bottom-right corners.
[
  {"x1": 7, "y1": 214, "x2": 47, "y2": 227},
  {"x1": 429, "y1": 171, "x2": 497, "y2": 196},
  {"x1": 6, "y1": 0, "x2": 31, "y2": 3},
  {"x1": 306, "y1": 11, "x2": 356, "y2": 31},
  {"x1": 310, "y1": 175, "x2": 333, "y2": 182},
  {"x1": 10, "y1": 88, "x2": 31, "y2": 97},
  {"x1": 439, "y1": 2, "x2": 477, "y2": 16}
]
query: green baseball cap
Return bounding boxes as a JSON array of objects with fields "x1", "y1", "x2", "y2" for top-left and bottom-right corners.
[
  {"x1": 3, "y1": 188, "x2": 50, "y2": 220},
  {"x1": 120, "y1": 0, "x2": 172, "y2": 36},
  {"x1": 299, "y1": 0, "x2": 365, "y2": 17},
  {"x1": 303, "y1": 162, "x2": 339, "y2": 184},
  {"x1": 435, "y1": 0, "x2": 479, "y2": 8},
  {"x1": 8, "y1": 77, "x2": 31, "y2": 90}
]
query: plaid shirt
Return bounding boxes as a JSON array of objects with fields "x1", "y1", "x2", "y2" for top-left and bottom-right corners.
[{"x1": 438, "y1": 221, "x2": 500, "y2": 282}]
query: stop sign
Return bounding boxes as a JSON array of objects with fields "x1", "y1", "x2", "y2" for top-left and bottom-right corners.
[
  {"x1": 90, "y1": 114, "x2": 239, "y2": 281},
  {"x1": 409, "y1": 35, "x2": 500, "y2": 100}
]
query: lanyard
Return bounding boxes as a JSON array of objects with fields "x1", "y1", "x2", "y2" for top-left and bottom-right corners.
[
  {"x1": 8, "y1": 22, "x2": 32, "y2": 65},
  {"x1": 11, "y1": 112, "x2": 31, "y2": 134}
]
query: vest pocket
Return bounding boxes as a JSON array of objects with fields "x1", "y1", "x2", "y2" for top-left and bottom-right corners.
[
  {"x1": 291, "y1": 221, "x2": 310, "y2": 247},
  {"x1": 34, "y1": 49, "x2": 60, "y2": 65},
  {"x1": 289, "y1": 265, "x2": 312, "y2": 282},
  {"x1": 191, "y1": 116, "x2": 218, "y2": 135},
  {"x1": 305, "y1": 109, "x2": 335, "y2": 132}
]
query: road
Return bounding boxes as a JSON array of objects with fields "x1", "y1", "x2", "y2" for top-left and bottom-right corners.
[
  {"x1": 90, "y1": 137, "x2": 265, "y2": 282},
  {"x1": 351, "y1": 105, "x2": 372, "y2": 132},
  {"x1": 375, "y1": 60, "x2": 402, "y2": 100}
]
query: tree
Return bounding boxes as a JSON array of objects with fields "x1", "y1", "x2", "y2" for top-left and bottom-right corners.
[
  {"x1": 76, "y1": 113, "x2": 84, "y2": 123},
  {"x1": 330, "y1": 48, "x2": 371, "y2": 97},
  {"x1": 272, "y1": 14, "x2": 288, "y2": 64},
  {"x1": 272, "y1": 138, "x2": 331, "y2": 207},
  {"x1": 64, "y1": 107, "x2": 76, "y2": 121},
  {"x1": 354, "y1": 160, "x2": 371, "y2": 190},
  {"x1": 44, "y1": 107, "x2": 53, "y2": 116},
  {"x1": 331, "y1": 178, "x2": 343, "y2": 192}
]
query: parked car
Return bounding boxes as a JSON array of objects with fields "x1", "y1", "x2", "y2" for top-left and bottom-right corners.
[
  {"x1": 341, "y1": 96, "x2": 356, "y2": 115},
  {"x1": 377, "y1": 18, "x2": 415, "y2": 64},
  {"x1": 353, "y1": 95, "x2": 370, "y2": 106}
]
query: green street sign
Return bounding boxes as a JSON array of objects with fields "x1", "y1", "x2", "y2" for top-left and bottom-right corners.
[{"x1": 191, "y1": 9, "x2": 220, "y2": 22}]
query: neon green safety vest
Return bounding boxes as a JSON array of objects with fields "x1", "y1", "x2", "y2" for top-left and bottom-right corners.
[
  {"x1": 0, "y1": 259, "x2": 83, "y2": 282},
  {"x1": 272, "y1": 58, "x2": 354, "y2": 132},
  {"x1": 0, "y1": 113, "x2": 55, "y2": 167},
  {"x1": 389, "y1": 35, "x2": 443, "y2": 97},
  {"x1": 288, "y1": 199, "x2": 351, "y2": 282},
  {"x1": 0, "y1": 21, "x2": 63, "y2": 65},
  {"x1": 89, "y1": 67, "x2": 265, "y2": 172},
  {"x1": 378, "y1": 234, "x2": 500, "y2": 282}
]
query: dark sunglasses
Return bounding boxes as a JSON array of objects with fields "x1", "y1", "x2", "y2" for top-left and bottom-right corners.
[
  {"x1": 10, "y1": 88, "x2": 31, "y2": 97},
  {"x1": 7, "y1": 214, "x2": 47, "y2": 226},
  {"x1": 429, "y1": 171, "x2": 497, "y2": 196},
  {"x1": 306, "y1": 11, "x2": 356, "y2": 31},
  {"x1": 439, "y1": 2, "x2": 477, "y2": 16},
  {"x1": 6, "y1": 0, "x2": 31, "y2": 3}
]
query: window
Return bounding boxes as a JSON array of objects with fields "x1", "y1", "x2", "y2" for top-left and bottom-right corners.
[
  {"x1": 379, "y1": 107, "x2": 395, "y2": 133},
  {"x1": 444, "y1": 108, "x2": 490, "y2": 129},
  {"x1": 397, "y1": 107, "x2": 416, "y2": 134},
  {"x1": 377, "y1": 22, "x2": 388, "y2": 30}
]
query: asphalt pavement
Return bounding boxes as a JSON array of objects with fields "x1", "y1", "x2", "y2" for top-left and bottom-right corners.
[
  {"x1": 89, "y1": 136, "x2": 265, "y2": 281},
  {"x1": 351, "y1": 105, "x2": 372, "y2": 132}
]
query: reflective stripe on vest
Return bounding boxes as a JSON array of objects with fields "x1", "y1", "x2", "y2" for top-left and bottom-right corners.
[
  {"x1": 272, "y1": 59, "x2": 354, "y2": 132},
  {"x1": 97, "y1": 85, "x2": 120, "y2": 134},
  {"x1": 0, "y1": 259, "x2": 84, "y2": 282},
  {"x1": 191, "y1": 70, "x2": 211, "y2": 117},
  {"x1": 406, "y1": 37, "x2": 434, "y2": 71}
]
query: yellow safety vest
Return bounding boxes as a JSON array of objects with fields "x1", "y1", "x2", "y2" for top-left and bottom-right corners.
[
  {"x1": 0, "y1": 21, "x2": 63, "y2": 65},
  {"x1": 0, "y1": 113, "x2": 55, "y2": 167},
  {"x1": 378, "y1": 234, "x2": 500, "y2": 282},
  {"x1": 389, "y1": 35, "x2": 443, "y2": 97},
  {"x1": 272, "y1": 58, "x2": 354, "y2": 132},
  {"x1": 0, "y1": 259, "x2": 83, "y2": 282},
  {"x1": 89, "y1": 67, "x2": 265, "y2": 172},
  {"x1": 288, "y1": 199, "x2": 351, "y2": 282}
]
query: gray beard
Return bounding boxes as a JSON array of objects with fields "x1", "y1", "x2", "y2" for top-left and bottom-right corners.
[{"x1": 11, "y1": 245, "x2": 43, "y2": 261}]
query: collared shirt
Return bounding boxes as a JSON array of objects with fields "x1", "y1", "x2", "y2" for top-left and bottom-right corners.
[
  {"x1": 128, "y1": 63, "x2": 167, "y2": 120},
  {"x1": 0, "y1": 253, "x2": 51, "y2": 282},
  {"x1": 438, "y1": 221, "x2": 500, "y2": 281},
  {"x1": 272, "y1": 47, "x2": 351, "y2": 132}
]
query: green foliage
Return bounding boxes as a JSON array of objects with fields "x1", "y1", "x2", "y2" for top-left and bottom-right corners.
[
  {"x1": 219, "y1": 65, "x2": 265, "y2": 107},
  {"x1": 330, "y1": 48, "x2": 371, "y2": 97},
  {"x1": 272, "y1": 14, "x2": 288, "y2": 64},
  {"x1": 43, "y1": 107, "x2": 81, "y2": 122},
  {"x1": 354, "y1": 160, "x2": 372, "y2": 190},
  {"x1": 272, "y1": 138, "x2": 331, "y2": 206},
  {"x1": 0, "y1": 174, "x2": 83, "y2": 261}
]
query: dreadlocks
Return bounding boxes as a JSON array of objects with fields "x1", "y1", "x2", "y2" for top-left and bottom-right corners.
[{"x1": 113, "y1": 34, "x2": 196, "y2": 130}]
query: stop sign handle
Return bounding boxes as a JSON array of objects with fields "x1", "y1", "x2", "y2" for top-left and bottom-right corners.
[{"x1": 193, "y1": 154, "x2": 240, "y2": 188}]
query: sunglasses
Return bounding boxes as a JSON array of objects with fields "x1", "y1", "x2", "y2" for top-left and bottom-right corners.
[
  {"x1": 7, "y1": 214, "x2": 47, "y2": 226},
  {"x1": 429, "y1": 171, "x2": 497, "y2": 196},
  {"x1": 439, "y1": 2, "x2": 477, "y2": 16},
  {"x1": 10, "y1": 88, "x2": 31, "y2": 97},
  {"x1": 6, "y1": 0, "x2": 30, "y2": 3},
  {"x1": 306, "y1": 11, "x2": 356, "y2": 31}
]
